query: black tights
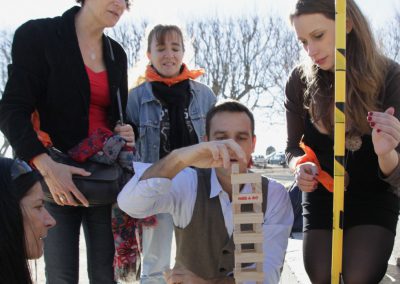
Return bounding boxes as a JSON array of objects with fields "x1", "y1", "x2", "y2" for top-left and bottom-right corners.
[{"x1": 303, "y1": 225, "x2": 395, "y2": 284}]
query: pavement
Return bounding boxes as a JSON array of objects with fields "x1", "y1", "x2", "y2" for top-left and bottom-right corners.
[{"x1": 30, "y1": 165, "x2": 400, "y2": 283}]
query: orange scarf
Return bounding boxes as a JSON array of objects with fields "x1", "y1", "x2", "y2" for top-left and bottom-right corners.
[
  {"x1": 32, "y1": 110, "x2": 53, "y2": 148},
  {"x1": 145, "y1": 63, "x2": 204, "y2": 86},
  {"x1": 295, "y1": 142, "x2": 334, "y2": 192}
]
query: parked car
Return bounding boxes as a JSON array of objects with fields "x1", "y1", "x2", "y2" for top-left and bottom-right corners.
[
  {"x1": 252, "y1": 154, "x2": 266, "y2": 168},
  {"x1": 267, "y1": 152, "x2": 287, "y2": 167}
]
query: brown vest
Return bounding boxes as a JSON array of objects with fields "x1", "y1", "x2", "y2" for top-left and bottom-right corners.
[{"x1": 174, "y1": 168, "x2": 268, "y2": 279}]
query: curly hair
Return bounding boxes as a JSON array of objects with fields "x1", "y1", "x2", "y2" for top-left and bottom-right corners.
[{"x1": 76, "y1": 0, "x2": 131, "y2": 10}]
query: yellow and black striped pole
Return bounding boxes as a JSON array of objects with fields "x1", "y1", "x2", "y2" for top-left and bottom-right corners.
[{"x1": 332, "y1": 0, "x2": 346, "y2": 283}]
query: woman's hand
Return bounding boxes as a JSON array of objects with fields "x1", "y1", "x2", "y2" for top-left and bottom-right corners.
[
  {"x1": 368, "y1": 107, "x2": 400, "y2": 176},
  {"x1": 114, "y1": 124, "x2": 135, "y2": 147},
  {"x1": 32, "y1": 153, "x2": 90, "y2": 207},
  {"x1": 294, "y1": 162, "x2": 319, "y2": 192},
  {"x1": 369, "y1": 107, "x2": 400, "y2": 156}
]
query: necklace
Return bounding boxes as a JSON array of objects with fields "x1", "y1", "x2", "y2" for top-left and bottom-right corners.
[
  {"x1": 343, "y1": 132, "x2": 362, "y2": 190},
  {"x1": 345, "y1": 133, "x2": 362, "y2": 151}
]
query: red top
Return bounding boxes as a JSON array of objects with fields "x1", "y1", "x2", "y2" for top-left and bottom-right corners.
[{"x1": 85, "y1": 66, "x2": 111, "y2": 134}]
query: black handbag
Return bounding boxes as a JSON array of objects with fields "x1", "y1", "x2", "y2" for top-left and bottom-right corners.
[
  {"x1": 43, "y1": 37, "x2": 128, "y2": 206},
  {"x1": 43, "y1": 147, "x2": 124, "y2": 206}
]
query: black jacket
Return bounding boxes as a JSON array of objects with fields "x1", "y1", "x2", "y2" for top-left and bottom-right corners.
[{"x1": 0, "y1": 6, "x2": 129, "y2": 161}]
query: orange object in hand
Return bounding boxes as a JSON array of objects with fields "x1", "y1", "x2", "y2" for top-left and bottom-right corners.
[{"x1": 295, "y1": 142, "x2": 334, "y2": 192}]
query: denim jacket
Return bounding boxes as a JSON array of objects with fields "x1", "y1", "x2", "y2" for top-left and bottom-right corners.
[{"x1": 127, "y1": 80, "x2": 216, "y2": 163}]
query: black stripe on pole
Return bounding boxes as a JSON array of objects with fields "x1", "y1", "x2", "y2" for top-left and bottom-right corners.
[{"x1": 336, "y1": 102, "x2": 345, "y2": 113}]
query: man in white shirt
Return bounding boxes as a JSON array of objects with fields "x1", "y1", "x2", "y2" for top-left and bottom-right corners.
[{"x1": 118, "y1": 100, "x2": 293, "y2": 284}]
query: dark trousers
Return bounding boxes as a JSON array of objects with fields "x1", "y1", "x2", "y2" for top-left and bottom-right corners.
[{"x1": 44, "y1": 202, "x2": 116, "y2": 284}]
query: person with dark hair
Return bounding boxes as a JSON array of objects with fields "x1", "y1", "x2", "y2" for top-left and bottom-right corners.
[
  {"x1": 119, "y1": 100, "x2": 293, "y2": 284},
  {"x1": 76, "y1": 0, "x2": 131, "y2": 9},
  {"x1": 127, "y1": 24, "x2": 216, "y2": 283},
  {"x1": 0, "y1": 0, "x2": 134, "y2": 283},
  {"x1": 285, "y1": 0, "x2": 400, "y2": 283},
  {"x1": 0, "y1": 157, "x2": 56, "y2": 284}
]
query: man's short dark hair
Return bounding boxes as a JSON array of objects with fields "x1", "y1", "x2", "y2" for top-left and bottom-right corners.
[
  {"x1": 205, "y1": 100, "x2": 255, "y2": 137},
  {"x1": 76, "y1": 0, "x2": 131, "y2": 9}
]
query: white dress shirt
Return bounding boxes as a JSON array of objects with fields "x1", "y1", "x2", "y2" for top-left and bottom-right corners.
[{"x1": 118, "y1": 163, "x2": 294, "y2": 284}]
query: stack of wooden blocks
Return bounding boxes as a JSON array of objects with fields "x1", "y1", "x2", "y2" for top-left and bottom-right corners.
[{"x1": 231, "y1": 163, "x2": 264, "y2": 283}]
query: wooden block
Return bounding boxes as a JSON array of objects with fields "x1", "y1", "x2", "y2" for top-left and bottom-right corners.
[
  {"x1": 253, "y1": 203, "x2": 262, "y2": 213},
  {"x1": 232, "y1": 193, "x2": 263, "y2": 204},
  {"x1": 252, "y1": 182, "x2": 262, "y2": 193},
  {"x1": 231, "y1": 163, "x2": 240, "y2": 174},
  {"x1": 235, "y1": 252, "x2": 264, "y2": 263},
  {"x1": 231, "y1": 173, "x2": 261, "y2": 185},
  {"x1": 254, "y1": 223, "x2": 262, "y2": 233},
  {"x1": 232, "y1": 183, "x2": 240, "y2": 195},
  {"x1": 255, "y1": 243, "x2": 263, "y2": 252},
  {"x1": 234, "y1": 271, "x2": 264, "y2": 282},
  {"x1": 233, "y1": 203, "x2": 241, "y2": 214},
  {"x1": 256, "y1": 262, "x2": 263, "y2": 272},
  {"x1": 233, "y1": 213, "x2": 264, "y2": 224},
  {"x1": 235, "y1": 263, "x2": 242, "y2": 273},
  {"x1": 234, "y1": 232, "x2": 263, "y2": 244}
]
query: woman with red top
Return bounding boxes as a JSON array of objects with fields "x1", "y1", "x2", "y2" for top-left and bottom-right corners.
[
  {"x1": 126, "y1": 25, "x2": 216, "y2": 283},
  {"x1": 0, "y1": 0, "x2": 134, "y2": 282}
]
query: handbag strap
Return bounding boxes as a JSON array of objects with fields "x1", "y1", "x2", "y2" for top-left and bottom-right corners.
[{"x1": 106, "y1": 37, "x2": 124, "y2": 125}]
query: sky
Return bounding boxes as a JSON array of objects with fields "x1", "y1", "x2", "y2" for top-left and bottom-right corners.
[{"x1": 1, "y1": 0, "x2": 399, "y2": 155}]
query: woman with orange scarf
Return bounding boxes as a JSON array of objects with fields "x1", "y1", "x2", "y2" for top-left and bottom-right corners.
[{"x1": 126, "y1": 25, "x2": 216, "y2": 283}]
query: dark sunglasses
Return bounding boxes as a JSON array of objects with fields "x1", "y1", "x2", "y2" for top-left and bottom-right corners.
[{"x1": 10, "y1": 159, "x2": 33, "y2": 181}]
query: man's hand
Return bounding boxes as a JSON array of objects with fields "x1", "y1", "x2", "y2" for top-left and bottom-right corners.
[
  {"x1": 141, "y1": 139, "x2": 246, "y2": 181},
  {"x1": 177, "y1": 139, "x2": 246, "y2": 169}
]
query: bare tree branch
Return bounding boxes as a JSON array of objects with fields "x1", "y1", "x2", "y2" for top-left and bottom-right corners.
[
  {"x1": 187, "y1": 15, "x2": 300, "y2": 116},
  {"x1": 0, "y1": 29, "x2": 13, "y2": 157},
  {"x1": 0, "y1": 29, "x2": 13, "y2": 96},
  {"x1": 107, "y1": 20, "x2": 148, "y2": 69},
  {"x1": 378, "y1": 10, "x2": 400, "y2": 63}
]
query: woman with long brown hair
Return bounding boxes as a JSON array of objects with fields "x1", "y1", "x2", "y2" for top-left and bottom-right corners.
[{"x1": 285, "y1": 0, "x2": 400, "y2": 282}]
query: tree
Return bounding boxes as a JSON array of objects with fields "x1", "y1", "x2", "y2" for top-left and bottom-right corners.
[
  {"x1": 0, "y1": 29, "x2": 13, "y2": 96},
  {"x1": 266, "y1": 146, "x2": 276, "y2": 155},
  {"x1": 107, "y1": 20, "x2": 148, "y2": 69},
  {"x1": 0, "y1": 29, "x2": 13, "y2": 157},
  {"x1": 187, "y1": 16, "x2": 300, "y2": 113},
  {"x1": 378, "y1": 11, "x2": 400, "y2": 63}
]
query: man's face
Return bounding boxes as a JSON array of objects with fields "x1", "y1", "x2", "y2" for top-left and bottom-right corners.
[{"x1": 207, "y1": 111, "x2": 256, "y2": 174}]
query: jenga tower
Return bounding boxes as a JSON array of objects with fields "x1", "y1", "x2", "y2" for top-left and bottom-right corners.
[{"x1": 231, "y1": 163, "x2": 264, "y2": 283}]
